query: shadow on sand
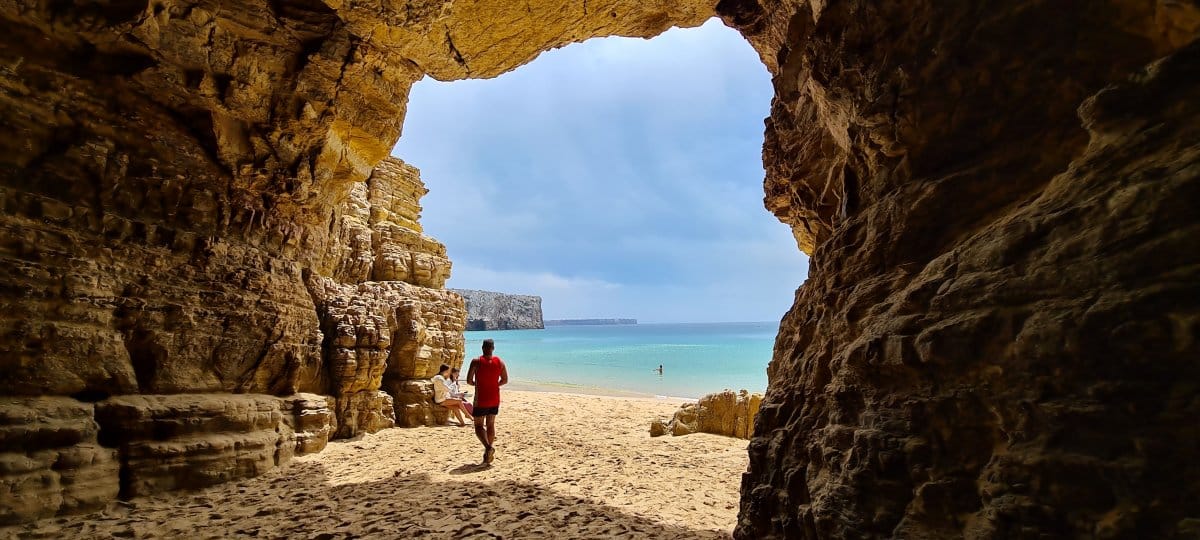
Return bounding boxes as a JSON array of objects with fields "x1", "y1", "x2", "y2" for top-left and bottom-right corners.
[
  {"x1": 4, "y1": 459, "x2": 730, "y2": 539},
  {"x1": 449, "y1": 462, "x2": 492, "y2": 475}
]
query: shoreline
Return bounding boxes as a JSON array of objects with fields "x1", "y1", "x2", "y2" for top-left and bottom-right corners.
[{"x1": 500, "y1": 379, "x2": 699, "y2": 402}]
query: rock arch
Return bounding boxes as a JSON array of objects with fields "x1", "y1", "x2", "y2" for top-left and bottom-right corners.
[{"x1": 1, "y1": 0, "x2": 1198, "y2": 536}]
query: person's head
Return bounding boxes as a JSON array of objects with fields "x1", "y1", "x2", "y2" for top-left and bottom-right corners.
[
  {"x1": 482, "y1": 339, "x2": 495, "y2": 357},
  {"x1": 438, "y1": 363, "x2": 451, "y2": 376},
  {"x1": 450, "y1": 367, "x2": 461, "y2": 380}
]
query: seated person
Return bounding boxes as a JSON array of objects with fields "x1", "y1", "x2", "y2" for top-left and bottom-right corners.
[
  {"x1": 432, "y1": 363, "x2": 473, "y2": 426},
  {"x1": 448, "y1": 367, "x2": 473, "y2": 416}
]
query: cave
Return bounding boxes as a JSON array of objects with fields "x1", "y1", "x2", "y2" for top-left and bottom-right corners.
[{"x1": 1, "y1": 0, "x2": 1197, "y2": 537}]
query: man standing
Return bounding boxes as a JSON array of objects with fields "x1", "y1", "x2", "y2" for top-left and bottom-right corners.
[{"x1": 467, "y1": 338, "x2": 507, "y2": 465}]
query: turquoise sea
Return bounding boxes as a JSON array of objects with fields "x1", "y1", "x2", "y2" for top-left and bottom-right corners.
[{"x1": 464, "y1": 322, "x2": 777, "y2": 399}]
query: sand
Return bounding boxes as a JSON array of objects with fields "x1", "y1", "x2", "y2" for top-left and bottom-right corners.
[{"x1": 3, "y1": 389, "x2": 748, "y2": 539}]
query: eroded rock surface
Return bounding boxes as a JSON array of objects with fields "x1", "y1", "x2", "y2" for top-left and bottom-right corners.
[
  {"x1": 0, "y1": 0, "x2": 720, "y2": 522},
  {"x1": 651, "y1": 389, "x2": 762, "y2": 439},
  {"x1": 0, "y1": 398, "x2": 119, "y2": 525},
  {"x1": 723, "y1": 1, "x2": 1200, "y2": 538},
  {"x1": 389, "y1": 379, "x2": 451, "y2": 428},
  {"x1": 280, "y1": 393, "x2": 337, "y2": 456},
  {"x1": 95, "y1": 394, "x2": 287, "y2": 497},
  {"x1": 1, "y1": 0, "x2": 1196, "y2": 535}
]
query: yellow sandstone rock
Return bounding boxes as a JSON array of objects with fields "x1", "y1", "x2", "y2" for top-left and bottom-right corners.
[
  {"x1": 653, "y1": 389, "x2": 762, "y2": 440},
  {"x1": 1, "y1": 0, "x2": 1198, "y2": 535}
]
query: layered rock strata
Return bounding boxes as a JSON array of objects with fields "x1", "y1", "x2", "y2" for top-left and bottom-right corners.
[
  {"x1": 307, "y1": 275, "x2": 465, "y2": 436},
  {"x1": 0, "y1": 398, "x2": 119, "y2": 525},
  {"x1": 1, "y1": 0, "x2": 711, "y2": 519},
  {"x1": 279, "y1": 393, "x2": 337, "y2": 456},
  {"x1": 451, "y1": 289, "x2": 545, "y2": 331},
  {"x1": 0, "y1": 393, "x2": 336, "y2": 523},
  {"x1": 722, "y1": 2, "x2": 1200, "y2": 538},
  {"x1": 650, "y1": 389, "x2": 762, "y2": 439},
  {"x1": 94, "y1": 394, "x2": 289, "y2": 497}
]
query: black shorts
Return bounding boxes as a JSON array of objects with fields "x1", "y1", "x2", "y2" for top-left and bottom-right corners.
[{"x1": 474, "y1": 405, "x2": 499, "y2": 417}]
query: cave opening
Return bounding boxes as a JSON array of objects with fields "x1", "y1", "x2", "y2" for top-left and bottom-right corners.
[
  {"x1": 2, "y1": 0, "x2": 1196, "y2": 535},
  {"x1": 392, "y1": 18, "x2": 807, "y2": 399}
]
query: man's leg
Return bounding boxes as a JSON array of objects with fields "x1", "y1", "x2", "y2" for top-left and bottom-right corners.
[
  {"x1": 473, "y1": 414, "x2": 489, "y2": 449},
  {"x1": 483, "y1": 415, "x2": 497, "y2": 464}
]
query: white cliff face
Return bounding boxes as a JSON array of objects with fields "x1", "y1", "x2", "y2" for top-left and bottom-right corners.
[{"x1": 450, "y1": 289, "x2": 544, "y2": 331}]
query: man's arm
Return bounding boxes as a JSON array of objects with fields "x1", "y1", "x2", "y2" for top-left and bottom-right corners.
[
  {"x1": 466, "y1": 360, "x2": 478, "y2": 386},
  {"x1": 499, "y1": 360, "x2": 508, "y2": 386}
]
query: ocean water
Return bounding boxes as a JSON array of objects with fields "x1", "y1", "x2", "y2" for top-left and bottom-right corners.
[{"x1": 463, "y1": 322, "x2": 777, "y2": 399}]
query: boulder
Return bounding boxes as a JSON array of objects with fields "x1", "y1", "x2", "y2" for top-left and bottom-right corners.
[
  {"x1": 654, "y1": 390, "x2": 762, "y2": 440},
  {"x1": 280, "y1": 393, "x2": 337, "y2": 456},
  {"x1": 386, "y1": 379, "x2": 452, "y2": 428},
  {"x1": 331, "y1": 391, "x2": 396, "y2": 439}
]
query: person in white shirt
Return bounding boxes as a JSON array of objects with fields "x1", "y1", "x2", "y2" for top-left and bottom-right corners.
[
  {"x1": 432, "y1": 363, "x2": 473, "y2": 426},
  {"x1": 448, "y1": 367, "x2": 472, "y2": 413}
]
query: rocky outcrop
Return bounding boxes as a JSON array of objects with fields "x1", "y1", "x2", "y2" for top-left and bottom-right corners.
[
  {"x1": 451, "y1": 289, "x2": 545, "y2": 331},
  {"x1": 0, "y1": 392, "x2": 342, "y2": 524},
  {"x1": 279, "y1": 393, "x2": 336, "y2": 456},
  {"x1": 389, "y1": 379, "x2": 451, "y2": 428},
  {"x1": 331, "y1": 158, "x2": 453, "y2": 287},
  {"x1": 651, "y1": 390, "x2": 762, "y2": 439},
  {"x1": 723, "y1": 2, "x2": 1200, "y2": 538},
  {"x1": 306, "y1": 275, "x2": 465, "y2": 437},
  {"x1": 0, "y1": 398, "x2": 119, "y2": 525},
  {"x1": 0, "y1": 143, "x2": 465, "y2": 511},
  {"x1": 95, "y1": 395, "x2": 287, "y2": 497}
]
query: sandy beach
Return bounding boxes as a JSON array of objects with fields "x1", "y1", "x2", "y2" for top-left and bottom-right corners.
[{"x1": 3, "y1": 389, "x2": 748, "y2": 540}]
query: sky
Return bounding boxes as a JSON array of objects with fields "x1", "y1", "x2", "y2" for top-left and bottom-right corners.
[{"x1": 391, "y1": 19, "x2": 809, "y2": 324}]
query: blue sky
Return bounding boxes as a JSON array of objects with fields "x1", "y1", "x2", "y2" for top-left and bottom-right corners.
[{"x1": 392, "y1": 19, "x2": 808, "y2": 323}]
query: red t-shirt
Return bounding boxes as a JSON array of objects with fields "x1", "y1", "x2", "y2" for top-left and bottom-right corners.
[{"x1": 471, "y1": 355, "x2": 505, "y2": 408}]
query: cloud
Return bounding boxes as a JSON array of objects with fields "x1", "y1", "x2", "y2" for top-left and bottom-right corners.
[
  {"x1": 395, "y1": 19, "x2": 809, "y2": 323},
  {"x1": 451, "y1": 264, "x2": 621, "y2": 296}
]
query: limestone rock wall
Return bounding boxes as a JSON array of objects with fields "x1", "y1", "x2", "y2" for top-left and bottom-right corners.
[
  {"x1": 451, "y1": 289, "x2": 545, "y2": 331},
  {"x1": 389, "y1": 379, "x2": 451, "y2": 428},
  {"x1": 0, "y1": 393, "x2": 340, "y2": 523},
  {"x1": 305, "y1": 274, "x2": 465, "y2": 437},
  {"x1": 279, "y1": 393, "x2": 337, "y2": 456},
  {"x1": 1, "y1": 0, "x2": 714, "y2": 518},
  {"x1": 2, "y1": 0, "x2": 1196, "y2": 535},
  {"x1": 95, "y1": 394, "x2": 287, "y2": 497},
  {"x1": 0, "y1": 398, "x2": 119, "y2": 525},
  {"x1": 328, "y1": 158, "x2": 453, "y2": 287},
  {"x1": 722, "y1": 1, "x2": 1200, "y2": 538},
  {"x1": 368, "y1": 160, "x2": 453, "y2": 287},
  {"x1": 651, "y1": 389, "x2": 762, "y2": 439}
]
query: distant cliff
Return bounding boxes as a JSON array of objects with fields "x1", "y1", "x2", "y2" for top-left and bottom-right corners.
[
  {"x1": 450, "y1": 289, "x2": 544, "y2": 331},
  {"x1": 544, "y1": 318, "x2": 637, "y2": 326}
]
